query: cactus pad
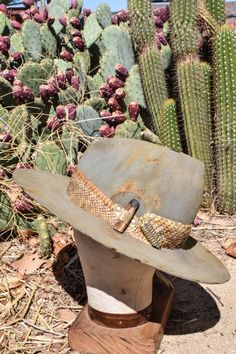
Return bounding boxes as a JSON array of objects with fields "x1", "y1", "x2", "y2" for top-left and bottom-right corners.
[
  {"x1": 17, "y1": 62, "x2": 45, "y2": 96},
  {"x1": 10, "y1": 32, "x2": 24, "y2": 54},
  {"x1": 124, "y1": 64, "x2": 146, "y2": 108},
  {"x1": 83, "y1": 13, "x2": 103, "y2": 48},
  {"x1": 0, "y1": 12, "x2": 6, "y2": 35},
  {"x1": 40, "y1": 24, "x2": 57, "y2": 58},
  {"x1": 22, "y1": 20, "x2": 42, "y2": 62},
  {"x1": 96, "y1": 3, "x2": 112, "y2": 28},
  {"x1": 8, "y1": 105, "x2": 31, "y2": 144},
  {"x1": 74, "y1": 105, "x2": 102, "y2": 137},
  {"x1": 35, "y1": 141, "x2": 67, "y2": 175}
]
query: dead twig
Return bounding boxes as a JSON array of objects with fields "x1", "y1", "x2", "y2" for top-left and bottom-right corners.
[{"x1": 22, "y1": 319, "x2": 66, "y2": 338}]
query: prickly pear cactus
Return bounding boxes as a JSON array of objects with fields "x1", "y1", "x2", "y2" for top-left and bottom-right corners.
[
  {"x1": 22, "y1": 20, "x2": 42, "y2": 62},
  {"x1": 17, "y1": 62, "x2": 45, "y2": 96},
  {"x1": 0, "y1": 190, "x2": 13, "y2": 233},
  {"x1": 96, "y1": 3, "x2": 112, "y2": 28},
  {"x1": 35, "y1": 141, "x2": 68, "y2": 175}
]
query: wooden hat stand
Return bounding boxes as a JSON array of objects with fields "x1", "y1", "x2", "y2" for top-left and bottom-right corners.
[{"x1": 68, "y1": 232, "x2": 174, "y2": 354}]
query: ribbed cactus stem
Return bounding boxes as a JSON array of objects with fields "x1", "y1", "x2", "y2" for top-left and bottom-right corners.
[
  {"x1": 205, "y1": 0, "x2": 226, "y2": 25},
  {"x1": 160, "y1": 99, "x2": 182, "y2": 152},
  {"x1": 128, "y1": 0, "x2": 155, "y2": 50},
  {"x1": 170, "y1": 0, "x2": 199, "y2": 57},
  {"x1": 213, "y1": 24, "x2": 236, "y2": 214},
  {"x1": 177, "y1": 57, "x2": 213, "y2": 192},
  {"x1": 197, "y1": 0, "x2": 219, "y2": 34},
  {"x1": 139, "y1": 44, "x2": 168, "y2": 135}
]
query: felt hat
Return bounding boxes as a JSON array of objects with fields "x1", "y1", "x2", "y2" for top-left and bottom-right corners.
[{"x1": 13, "y1": 138, "x2": 230, "y2": 284}]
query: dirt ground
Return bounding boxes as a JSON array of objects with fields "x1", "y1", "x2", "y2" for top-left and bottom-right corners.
[{"x1": 0, "y1": 212, "x2": 235, "y2": 354}]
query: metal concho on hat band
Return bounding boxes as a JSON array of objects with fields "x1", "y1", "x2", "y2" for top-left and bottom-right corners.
[{"x1": 67, "y1": 167, "x2": 192, "y2": 249}]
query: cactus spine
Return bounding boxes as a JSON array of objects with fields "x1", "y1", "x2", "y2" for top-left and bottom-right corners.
[
  {"x1": 205, "y1": 0, "x2": 226, "y2": 24},
  {"x1": 160, "y1": 99, "x2": 182, "y2": 152},
  {"x1": 170, "y1": 0, "x2": 213, "y2": 192},
  {"x1": 128, "y1": 0, "x2": 169, "y2": 135},
  {"x1": 213, "y1": 24, "x2": 236, "y2": 214}
]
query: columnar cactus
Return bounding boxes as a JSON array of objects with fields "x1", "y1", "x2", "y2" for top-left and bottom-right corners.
[
  {"x1": 205, "y1": 0, "x2": 226, "y2": 24},
  {"x1": 213, "y1": 24, "x2": 236, "y2": 214}
]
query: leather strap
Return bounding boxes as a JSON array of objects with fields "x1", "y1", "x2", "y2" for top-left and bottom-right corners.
[{"x1": 88, "y1": 304, "x2": 152, "y2": 328}]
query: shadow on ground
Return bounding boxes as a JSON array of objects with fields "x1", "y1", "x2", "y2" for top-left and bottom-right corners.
[
  {"x1": 52, "y1": 243, "x2": 87, "y2": 305},
  {"x1": 164, "y1": 275, "x2": 220, "y2": 335}
]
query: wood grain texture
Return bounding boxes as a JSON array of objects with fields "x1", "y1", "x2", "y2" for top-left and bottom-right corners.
[{"x1": 68, "y1": 272, "x2": 174, "y2": 354}]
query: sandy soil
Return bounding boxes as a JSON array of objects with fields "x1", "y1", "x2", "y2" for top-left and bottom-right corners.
[{"x1": 0, "y1": 215, "x2": 235, "y2": 354}]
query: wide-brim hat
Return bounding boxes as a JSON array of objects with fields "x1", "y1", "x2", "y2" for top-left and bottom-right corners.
[{"x1": 13, "y1": 138, "x2": 230, "y2": 284}]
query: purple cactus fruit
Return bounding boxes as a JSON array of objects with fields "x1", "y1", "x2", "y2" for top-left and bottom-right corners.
[
  {"x1": 66, "y1": 164, "x2": 75, "y2": 177},
  {"x1": 23, "y1": 0, "x2": 35, "y2": 8},
  {"x1": 100, "y1": 109, "x2": 113, "y2": 123},
  {"x1": 108, "y1": 76, "x2": 125, "y2": 91},
  {"x1": 128, "y1": 102, "x2": 140, "y2": 121},
  {"x1": 30, "y1": 6, "x2": 38, "y2": 16},
  {"x1": 71, "y1": 76, "x2": 80, "y2": 90},
  {"x1": 0, "y1": 42, "x2": 8, "y2": 55},
  {"x1": 70, "y1": 0, "x2": 78, "y2": 9},
  {"x1": 158, "y1": 32, "x2": 167, "y2": 46},
  {"x1": 65, "y1": 68, "x2": 74, "y2": 83},
  {"x1": 13, "y1": 85, "x2": 24, "y2": 100},
  {"x1": 20, "y1": 11, "x2": 30, "y2": 21},
  {"x1": 12, "y1": 52, "x2": 23, "y2": 62},
  {"x1": 108, "y1": 97, "x2": 121, "y2": 111},
  {"x1": 71, "y1": 28, "x2": 81, "y2": 37},
  {"x1": 39, "y1": 84, "x2": 57, "y2": 100},
  {"x1": 13, "y1": 79, "x2": 23, "y2": 87},
  {"x1": 47, "y1": 16, "x2": 55, "y2": 25},
  {"x1": 47, "y1": 117, "x2": 61, "y2": 131},
  {"x1": 59, "y1": 16, "x2": 67, "y2": 27},
  {"x1": 117, "y1": 9, "x2": 128, "y2": 22},
  {"x1": 34, "y1": 12, "x2": 46, "y2": 23},
  {"x1": 65, "y1": 103, "x2": 76, "y2": 120},
  {"x1": 83, "y1": 8, "x2": 91, "y2": 17},
  {"x1": 60, "y1": 50, "x2": 73, "y2": 62},
  {"x1": 10, "y1": 20, "x2": 22, "y2": 30},
  {"x1": 2, "y1": 69, "x2": 15, "y2": 83},
  {"x1": 112, "y1": 110, "x2": 126, "y2": 125},
  {"x1": 23, "y1": 86, "x2": 34, "y2": 101},
  {"x1": 99, "y1": 124, "x2": 115, "y2": 138},
  {"x1": 115, "y1": 63, "x2": 129, "y2": 81},
  {"x1": 99, "y1": 83, "x2": 113, "y2": 100},
  {"x1": 0, "y1": 36, "x2": 10, "y2": 50},
  {"x1": 16, "y1": 162, "x2": 32, "y2": 169},
  {"x1": 111, "y1": 15, "x2": 119, "y2": 25},
  {"x1": 70, "y1": 16, "x2": 80, "y2": 28},
  {"x1": 0, "y1": 168, "x2": 6, "y2": 179},
  {"x1": 154, "y1": 16, "x2": 163, "y2": 28},
  {"x1": 72, "y1": 36, "x2": 84, "y2": 50},
  {"x1": 114, "y1": 87, "x2": 125, "y2": 101},
  {"x1": 153, "y1": 6, "x2": 169, "y2": 23},
  {"x1": 56, "y1": 105, "x2": 66, "y2": 120},
  {"x1": 0, "y1": 4, "x2": 9, "y2": 16},
  {"x1": 15, "y1": 197, "x2": 34, "y2": 213},
  {"x1": 56, "y1": 72, "x2": 67, "y2": 90},
  {"x1": 0, "y1": 131, "x2": 12, "y2": 143}
]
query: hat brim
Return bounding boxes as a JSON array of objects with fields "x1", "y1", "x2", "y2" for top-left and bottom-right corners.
[{"x1": 13, "y1": 169, "x2": 230, "y2": 284}]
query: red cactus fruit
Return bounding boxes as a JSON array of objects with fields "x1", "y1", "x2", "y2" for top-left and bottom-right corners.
[
  {"x1": 73, "y1": 36, "x2": 84, "y2": 50},
  {"x1": 15, "y1": 197, "x2": 34, "y2": 213},
  {"x1": 13, "y1": 85, "x2": 24, "y2": 100},
  {"x1": 114, "y1": 87, "x2": 125, "y2": 101},
  {"x1": 115, "y1": 64, "x2": 129, "y2": 80},
  {"x1": 66, "y1": 164, "x2": 75, "y2": 177},
  {"x1": 56, "y1": 105, "x2": 66, "y2": 120},
  {"x1": 56, "y1": 72, "x2": 67, "y2": 90},
  {"x1": 128, "y1": 102, "x2": 140, "y2": 121},
  {"x1": 47, "y1": 117, "x2": 61, "y2": 131},
  {"x1": 65, "y1": 103, "x2": 77, "y2": 120},
  {"x1": 117, "y1": 10, "x2": 128, "y2": 22},
  {"x1": 70, "y1": 16, "x2": 80, "y2": 28},
  {"x1": 60, "y1": 50, "x2": 73, "y2": 62},
  {"x1": 0, "y1": 168, "x2": 6, "y2": 179},
  {"x1": 112, "y1": 110, "x2": 126, "y2": 124},
  {"x1": 59, "y1": 16, "x2": 67, "y2": 27},
  {"x1": 12, "y1": 52, "x2": 23, "y2": 62},
  {"x1": 108, "y1": 76, "x2": 125, "y2": 91},
  {"x1": 70, "y1": 0, "x2": 78, "y2": 9},
  {"x1": 99, "y1": 124, "x2": 115, "y2": 138},
  {"x1": 65, "y1": 68, "x2": 74, "y2": 83},
  {"x1": 34, "y1": 12, "x2": 46, "y2": 23},
  {"x1": 111, "y1": 15, "x2": 119, "y2": 25},
  {"x1": 71, "y1": 28, "x2": 81, "y2": 37},
  {"x1": 153, "y1": 6, "x2": 169, "y2": 22},
  {"x1": 99, "y1": 109, "x2": 113, "y2": 123},
  {"x1": 108, "y1": 97, "x2": 121, "y2": 111},
  {"x1": 99, "y1": 83, "x2": 113, "y2": 99},
  {"x1": 13, "y1": 79, "x2": 23, "y2": 87},
  {"x1": 83, "y1": 8, "x2": 91, "y2": 17},
  {"x1": 158, "y1": 32, "x2": 168, "y2": 46},
  {"x1": 23, "y1": 86, "x2": 34, "y2": 101},
  {"x1": 10, "y1": 20, "x2": 22, "y2": 30},
  {"x1": 71, "y1": 76, "x2": 80, "y2": 90},
  {"x1": 154, "y1": 16, "x2": 163, "y2": 27},
  {"x1": 23, "y1": 0, "x2": 35, "y2": 8},
  {"x1": 0, "y1": 131, "x2": 12, "y2": 143}
]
